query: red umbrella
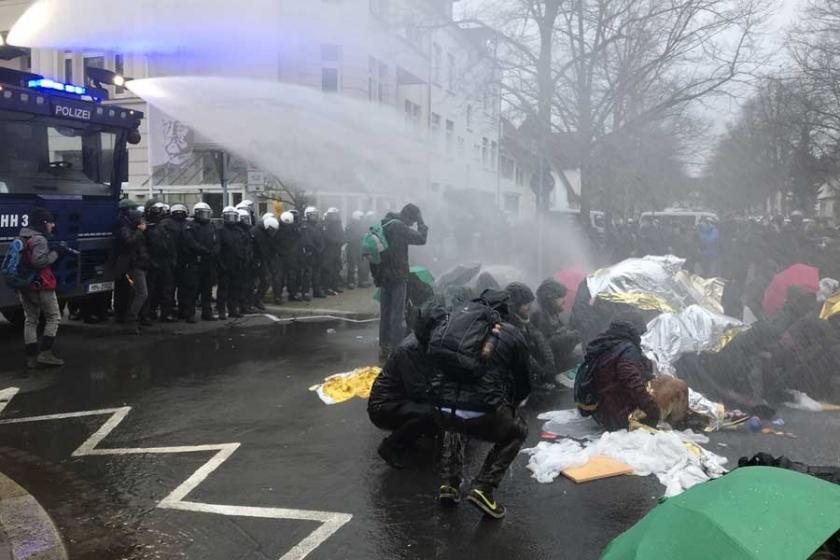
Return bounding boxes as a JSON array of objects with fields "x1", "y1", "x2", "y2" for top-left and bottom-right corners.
[
  {"x1": 763, "y1": 263, "x2": 820, "y2": 316},
  {"x1": 554, "y1": 265, "x2": 589, "y2": 310}
]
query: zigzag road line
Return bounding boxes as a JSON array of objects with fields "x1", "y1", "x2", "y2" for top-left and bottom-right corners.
[{"x1": 0, "y1": 387, "x2": 353, "y2": 560}]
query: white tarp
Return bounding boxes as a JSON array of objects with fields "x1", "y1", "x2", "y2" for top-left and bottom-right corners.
[{"x1": 523, "y1": 427, "x2": 728, "y2": 497}]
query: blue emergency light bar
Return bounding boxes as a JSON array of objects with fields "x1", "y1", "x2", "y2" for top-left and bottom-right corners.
[{"x1": 27, "y1": 78, "x2": 87, "y2": 96}]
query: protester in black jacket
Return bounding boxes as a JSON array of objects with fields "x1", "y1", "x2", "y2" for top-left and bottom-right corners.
[
  {"x1": 371, "y1": 204, "x2": 429, "y2": 362},
  {"x1": 505, "y1": 282, "x2": 557, "y2": 389},
  {"x1": 368, "y1": 302, "x2": 446, "y2": 469},
  {"x1": 113, "y1": 200, "x2": 150, "y2": 326},
  {"x1": 428, "y1": 289, "x2": 530, "y2": 520},
  {"x1": 344, "y1": 210, "x2": 369, "y2": 289},
  {"x1": 532, "y1": 279, "x2": 580, "y2": 371}
]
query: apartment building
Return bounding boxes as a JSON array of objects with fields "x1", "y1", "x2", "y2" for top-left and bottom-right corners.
[{"x1": 1, "y1": 0, "x2": 540, "y2": 218}]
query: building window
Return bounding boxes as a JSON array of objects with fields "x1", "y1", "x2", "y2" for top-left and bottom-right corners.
[
  {"x1": 500, "y1": 155, "x2": 514, "y2": 179},
  {"x1": 446, "y1": 120, "x2": 454, "y2": 154},
  {"x1": 482, "y1": 137, "x2": 489, "y2": 166},
  {"x1": 491, "y1": 140, "x2": 498, "y2": 169},
  {"x1": 433, "y1": 43, "x2": 442, "y2": 84},
  {"x1": 84, "y1": 56, "x2": 105, "y2": 86},
  {"x1": 474, "y1": 144, "x2": 481, "y2": 162},
  {"x1": 430, "y1": 182, "x2": 440, "y2": 193},
  {"x1": 404, "y1": 100, "x2": 421, "y2": 126},
  {"x1": 431, "y1": 113, "x2": 441, "y2": 130},
  {"x1": 466, "y1": 104, "x2": 473, "y2": 131},
  {"x1": 370, "y1": 0, "x2": 389, "y2": 20},
  {"x1": 447, "y1": 52, "x2": 456, "y2": 90},
  {"x1": 322, "y1": 68, "x2": 339, "y2": 92},
  {"x1": 504, "y1": 193, "x2": 520, "y2": 215},
  {"x1": 64, "y1": 56, "x2": 73, "y2": 83},
  {"x1": 321, "y1": 43, "x2": 342, "y2": 63},
  {"x1": 114, "y1": 54, "x2": 125, "y2": 94},
  {"x1": 457, "y1": 136, "x2": 465, "y2": 155}
]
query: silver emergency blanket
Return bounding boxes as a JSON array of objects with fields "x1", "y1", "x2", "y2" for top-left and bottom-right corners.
[
  {"x1": 641, "y1": 305, "x2": 746, "y2": 376},
  {"x1": 586, "y1": 256, "x2": 723, "y2": 313}
]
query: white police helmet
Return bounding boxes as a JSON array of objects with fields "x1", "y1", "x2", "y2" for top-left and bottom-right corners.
[
  {"x1": 264, "y1": 216, "x2": 280, "y2": 230},
  {"x1": 280, "y1": 211, "x2": 295, "y2": 225}
]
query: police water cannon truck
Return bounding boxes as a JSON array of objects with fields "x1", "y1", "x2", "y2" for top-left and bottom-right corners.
[{"x1": 0, "y1": 66, "x2": 143, "y2": 326}]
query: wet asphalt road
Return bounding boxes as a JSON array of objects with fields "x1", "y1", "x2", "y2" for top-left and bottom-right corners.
[{"x1": 0, "y1": 320, "x2": 838, "y2": 560}]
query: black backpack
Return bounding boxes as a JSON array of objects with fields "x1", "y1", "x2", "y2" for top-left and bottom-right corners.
[{"x1": 428, "y1": 300, "x2": 501, "y2": 383}]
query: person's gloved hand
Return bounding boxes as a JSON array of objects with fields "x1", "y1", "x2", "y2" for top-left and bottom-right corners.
[{"x1": 55, "y1": 241, "x2": 75, "y2": 257}]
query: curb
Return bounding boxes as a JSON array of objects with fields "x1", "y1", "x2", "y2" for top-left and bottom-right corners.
[
  {"x1": 263, "y1": 304, "x2": 379, "y2": 322},
  {"x1": 0, "y1": 472, "x2": 67, "y2": 560}
]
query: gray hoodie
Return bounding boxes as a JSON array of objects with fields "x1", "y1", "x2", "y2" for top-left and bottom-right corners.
[{"x1": 19, "y1": 227, "x2": 57, "y2": 270}]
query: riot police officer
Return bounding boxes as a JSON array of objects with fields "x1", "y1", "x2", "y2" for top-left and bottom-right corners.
[
  {"x1": 322, "y1": 207, "x2": 345, "y2": 296},
  {"x1": 278, "y1": 211, "x2": 302, "y2": 301},
  {"x1": 300, "y1": 206, "x2": 326, "y2": 300},
  {"x1": 217, "y1": 206, "x2": 249, "y2": 319},
  {"x1": 254, "y1": 215, "x2": 284, "y2": 304},
  {"x1": 180, "y1": 202, "x2": 219, "y2": 322},
  {"x1": 145, "y1": 202, "x2": 178, "y2": 322}
]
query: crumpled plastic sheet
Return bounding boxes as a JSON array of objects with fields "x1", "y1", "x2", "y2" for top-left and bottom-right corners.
[
  {"x1": 586, "y1": 256, "x2": 724, "y2": 314},
  {"x1": 309, "y1": 366, "x2": 381, "y2": 405},
  {"x1": 523, "y1": 428, "x2": 728, "y2": 497},
  {"x1": 539, "y1": 409, "x2": 604, "y2": 441},
  {"x1": 641, "y1": 304, "x2": 747, "y2": 376},
  {"x1": 688, "y1": 388, "x2": 727, "y2": 431}
]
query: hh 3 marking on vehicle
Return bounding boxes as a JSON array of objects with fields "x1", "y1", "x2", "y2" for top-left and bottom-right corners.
[
  {"x1": 0, "y1": 214, "x2": 28, "y2": 229},
  {"x1": 0, "y1": 387, "x2": 352, "y2": 560}
]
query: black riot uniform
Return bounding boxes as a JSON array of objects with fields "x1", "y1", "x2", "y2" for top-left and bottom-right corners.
[
  {"x1": 253, "y1": 221, "x2": 284, "y2": 304},
  {"x1": 345, "y1": 213, "x2": 368, "y2": 289},
  {"x1": 180, "y1": 210, "x2": 219, "y2": 321},
  {"x1": 322, "y1": 211, "x2": 345, "y2": 295},
  {"x1": 300, "y1": 212, "x2": 326, "y2": 299},
  {"x1": 217, "y1": 214, "x2": 249, "y2": 319},
  {"x1": 278, "y1": 218, "x2": 302, "y2": 300},
  {"x1": 145, "y1": 205, "x2": 178, "y2": 322}
]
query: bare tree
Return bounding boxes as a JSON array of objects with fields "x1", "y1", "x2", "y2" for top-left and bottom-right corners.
[
  {"x1": 465, "y1": 0, "x2": 768, "y2": 220},
  {"x1": 706, "y1": 77, "x2": 829, "y2": 213}
]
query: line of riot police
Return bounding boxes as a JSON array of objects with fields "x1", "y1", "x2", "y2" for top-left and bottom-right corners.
[{"x1": 111, "y1": 199, "x2": 375, "y2": 326}]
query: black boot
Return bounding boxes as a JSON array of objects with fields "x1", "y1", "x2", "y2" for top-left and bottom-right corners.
[{"x1": 377, "y1": 437, "x2": 406, "y2": 470}]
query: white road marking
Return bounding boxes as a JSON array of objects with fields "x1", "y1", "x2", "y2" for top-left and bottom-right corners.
[
  {"x1": 0, "y1": 388, "x2": 19, "y2": 415},
  {"x1": 0, "y1": 391, "x2": 352, "y2": 560}
]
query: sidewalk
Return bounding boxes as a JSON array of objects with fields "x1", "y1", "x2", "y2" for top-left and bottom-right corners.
[
  {"x1": 265, "y1": 287, "x2": 380, "y2": 321},
  {"x1": 0, "y1": 472, "x2": 66, "y2": 560}
]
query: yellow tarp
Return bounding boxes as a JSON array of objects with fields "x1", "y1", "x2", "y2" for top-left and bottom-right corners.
[{"x1": 310, "y1": 366, "x2": 381, "y2": 405}]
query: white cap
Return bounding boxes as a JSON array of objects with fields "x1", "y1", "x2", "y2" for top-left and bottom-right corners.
[
  {"x1": 280, "y1": 211, "x2": 295, "y2": 224},
  {"x1": 264, "y1": 217, "x2": 280, "y2": 230}
]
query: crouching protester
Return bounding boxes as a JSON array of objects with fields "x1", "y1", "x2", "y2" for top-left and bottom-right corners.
[
  {"x1": 368, "y1": 303, "x2": 447, "y2": 469},
  {"x1": 428, "y1": 289, "x2": 531, "y2": 520},
  {"x1": 574, "y1": 310, "x2": 660, "y2": 431},
  {"x1": 15, "y1": 208, "x2": 72, "y2": 368}
]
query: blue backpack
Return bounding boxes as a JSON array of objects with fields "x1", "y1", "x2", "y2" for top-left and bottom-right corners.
[{"x1": 1, "y1": 238, "x2": 35, "y2": 289}]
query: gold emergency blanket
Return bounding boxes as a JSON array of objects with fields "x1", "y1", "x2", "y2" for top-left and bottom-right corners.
[
  {"x1": 310, "y1": 366, "x2": 381, "y2": 405},
  {"x1": 819, "y1": 292, "x2": 840, "y2": 320},
  {"x1": 587, "y1": 256, "x2": 725, "y2": 314}
]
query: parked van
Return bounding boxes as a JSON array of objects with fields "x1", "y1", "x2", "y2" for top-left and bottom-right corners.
[{"x1": 639, "y1": 210, "x2": 718, "y2": 229}]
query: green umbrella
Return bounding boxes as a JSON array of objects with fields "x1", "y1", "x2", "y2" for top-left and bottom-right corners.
[
  {"x1": 602, "y1": 467, "x2": 840, "y2": 560},
  {"x1": 373, "y1": 266, "x2": 435, "y2": 302}
]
